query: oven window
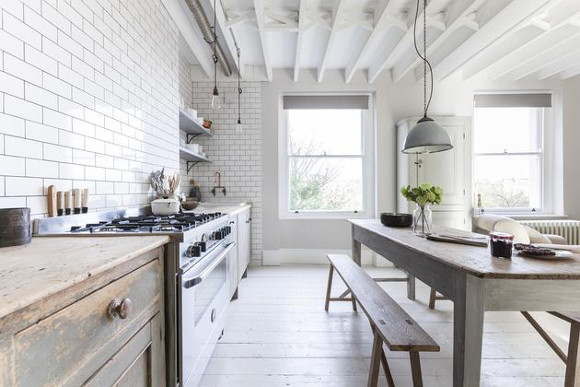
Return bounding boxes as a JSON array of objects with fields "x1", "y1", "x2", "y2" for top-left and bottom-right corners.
[{"x1": 194, "y1": 259, "x2": 226, "y2": 325}]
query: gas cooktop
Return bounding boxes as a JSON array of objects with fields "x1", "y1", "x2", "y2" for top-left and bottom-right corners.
[{"x1": 68, "y1": 212, "x2": 224, "y2": 234}]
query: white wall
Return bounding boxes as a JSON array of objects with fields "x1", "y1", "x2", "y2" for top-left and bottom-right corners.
[
  {"x1": 0, "y1": 0, "x2": 189, "y2": 216},
  {"x1": 261, "y1": 68, "x2": 580, "y2": 255}
]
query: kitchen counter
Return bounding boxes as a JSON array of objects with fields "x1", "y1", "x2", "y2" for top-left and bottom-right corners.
[
  {"x1": 191, "y1": 202, "x2": 252, "y2": 216},
  {"x1": 0, "y1": 235, "x2": 169, "y2": 333}
]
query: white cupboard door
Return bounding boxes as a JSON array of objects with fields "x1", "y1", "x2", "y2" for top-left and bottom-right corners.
[
  {"x1": 228, "y1": 217, "x2": 239, "y2": 298},
  {"x1": 418, "y1": 122, "x2": 467, "y2": 211}
]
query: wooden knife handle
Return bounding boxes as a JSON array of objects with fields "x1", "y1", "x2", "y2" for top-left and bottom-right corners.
[
  {"x1": 81, "y1": 188, "x2": 89, "y2": 207},
  {"x1": 47, "y1": 185, "x2": 57, "y2": 217},
  {"x1": 64, "y1": 191, "x2": 71, "y2": 209}
]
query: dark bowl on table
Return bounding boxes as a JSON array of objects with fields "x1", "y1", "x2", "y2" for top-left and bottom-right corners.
[{"x1": 380, "y1": 213, "x2": 413, "y2": 228}]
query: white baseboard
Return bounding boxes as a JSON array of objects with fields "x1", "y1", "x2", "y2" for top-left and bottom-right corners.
[{"x1": 262, "y1": 248, "x2": 394, "y2": 267}]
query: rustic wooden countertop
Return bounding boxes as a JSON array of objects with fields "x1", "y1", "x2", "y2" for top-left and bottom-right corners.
[{"x1": 0, "y1": 235, "x2": 169, "y2": 331}]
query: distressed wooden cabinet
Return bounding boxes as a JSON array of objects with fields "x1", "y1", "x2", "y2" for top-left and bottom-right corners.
[{"x1": 0, "y1": 237, "x2": 167, "y2": 387}]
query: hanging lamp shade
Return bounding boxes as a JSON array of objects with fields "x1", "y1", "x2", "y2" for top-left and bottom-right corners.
[{"x1": 402, "y1": 116, "x2": 453, "y2": 154}]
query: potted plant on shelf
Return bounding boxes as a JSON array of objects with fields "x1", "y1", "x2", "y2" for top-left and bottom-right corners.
[{"x1": 401, "y1": 183, "x2": 443, "y2": 235}]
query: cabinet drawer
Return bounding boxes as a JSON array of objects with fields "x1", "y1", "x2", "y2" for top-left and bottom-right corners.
[{"x1": 14, "y1": 259, "x2": 162, "y2": 387}]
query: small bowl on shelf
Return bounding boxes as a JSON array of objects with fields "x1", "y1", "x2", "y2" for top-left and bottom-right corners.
[
  {"x1": 203, "y1": 119, "x2": 212, "y2": 129},
  {"x1": 380, "y1": 213, "x2": 413, "y2": 228}
]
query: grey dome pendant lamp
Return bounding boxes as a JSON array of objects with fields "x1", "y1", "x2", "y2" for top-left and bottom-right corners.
[{"x1": 402, "y1": 0, "x2": 453, "y2": 155}]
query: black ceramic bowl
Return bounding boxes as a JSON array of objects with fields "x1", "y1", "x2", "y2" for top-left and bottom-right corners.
[{"x1": 380, "y1": 213, "x2": 413, "y2": 228}]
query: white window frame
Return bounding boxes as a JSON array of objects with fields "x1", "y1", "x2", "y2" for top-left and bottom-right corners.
[
  {"x1": 278, "y1": 93, "x2": 376, "y2": 220},
  {"x1": 472, "y1": 91, "x2": 561, "y2": 216}
]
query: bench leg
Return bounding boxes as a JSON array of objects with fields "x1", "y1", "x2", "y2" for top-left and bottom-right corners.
[
  {"x1": 351, "y1": 294, "x2": 358, "y2": 312},
  {"x1": 368, "y1": 330, "x2": 383, "y2": 387},
  {"x1": 325, "y1": 265, "x2": 334, "y2": 312},
  {"x1": 407, "y1": 274, "x2": 416, "y2": 301},
  {"x1": 565, "y1": 324, "x2": 580, "y2": 387},
  {"x1": 429, "y1": 288, "x2": 437, "y2": 309},
  {"x1": 410, "y1": 351, "x2": 424, "y2": 387}
]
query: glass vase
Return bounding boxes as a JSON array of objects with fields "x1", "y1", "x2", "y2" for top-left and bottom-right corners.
[{"x1": 413, "y1": 203, "x2": 432, "y2": 236}]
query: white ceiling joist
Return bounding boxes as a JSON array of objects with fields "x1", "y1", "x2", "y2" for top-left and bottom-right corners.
[
  {"x1": 253, "y1": 0, "x2": 272, "y2": 81},
  {"x1": 503, "y1": 33, "x2": 580, "y2": 80},
  {"x1": 226, "y1": 12, "x2": 254, "y2": 29},
  {"x1": 317, "y1": 0, "x2": 347, "y2": 83},
  {"x1": 392, "y1": 0, "x2": 486, "y2": 83},
  {"x1": 431, "y1": 0, "x2": 553, "y2": 81},
  {"x1": 486, "y1": 10, "x2": 580, "y2": 80},
  {"x1": 561, "y1": 64, "x2": 580, "y2": 79},
  {"x1": 293, "y1": 0, "x2": 308, "y2": 82},
  {"x1": 344, "y1": 0, "x2": 398, "y2": 83},
  {"x1": 537, "y1": 48, "x2": 580, "y2": 79},
  {"x1": 368, "y1": 0, "x2": 436, "y2": 84}
]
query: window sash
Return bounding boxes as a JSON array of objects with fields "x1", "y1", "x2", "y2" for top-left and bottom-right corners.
[{"x1": 279, "y1": 95, "x2": 374, "y2": 219}]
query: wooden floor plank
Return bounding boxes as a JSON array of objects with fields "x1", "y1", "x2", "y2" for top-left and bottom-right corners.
[{"x1": 200, "y1": 264, "x2": 571, "y2": 387}]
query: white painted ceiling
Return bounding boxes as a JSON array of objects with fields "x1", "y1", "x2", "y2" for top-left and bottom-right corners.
[{"x1": 180, "y1": 0, "x2": 580, "y2": 82}]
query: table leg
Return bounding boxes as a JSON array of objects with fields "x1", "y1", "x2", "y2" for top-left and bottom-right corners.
[
  {"x1": 453, "y1": 274, "x2": 485, "y2": 387},
  {"x1": 352, "y1": 226, "x2": 362, "y2": 266}
]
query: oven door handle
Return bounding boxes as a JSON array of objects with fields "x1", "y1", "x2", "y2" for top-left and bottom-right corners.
[{"x1": 183, "y1": 242, "x2": 235, "y2": 289}]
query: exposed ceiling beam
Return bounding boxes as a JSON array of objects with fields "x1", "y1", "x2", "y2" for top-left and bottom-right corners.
[
  {"x1": 317, "y1": 0, "x2": 347, "y2": 83},
  {"x1": 461, "y1": 25, "x2": 544, "y2": 80},
  {"x1": 161, "y1": 0, "x2": 213, "y2": 78},
  {"x1": 294, "y1": 0, "x2": 308, "y2": 82},
  {"x1": 392, "y1": 0, "x2": 485, "y2": 83},
  {"x1": 486, "y1": 10, "x2": 580, "y2": 80},
  {"x1": 253, "y1": 0, "x2": 272, "y2": 81},
  {"x1": 431, "y1": 0, "x2": 553, "y2": 81},
  {"x1": 560, "y1": 64, "x2": 580, "y2": 79},
  {"x1": 537, "y1": 48, "x2": 580, "y2": 79},
  {"x1": 343, "y1": 0, "x2": 397, "y2": 83},
  {"x1": 503, "y1": 33, "x2": 580, "y2": 80},
  {"x1": 226, "y1": 12, "x2": 254, "y2": 29},
  {"x1": 368, "y1": 0, "x2": 436, "y2": 84}
]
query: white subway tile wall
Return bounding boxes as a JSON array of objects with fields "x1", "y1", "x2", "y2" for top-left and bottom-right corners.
[
  {"x1": 181, "y1": 81, "x2": 263, "y2": 265},
  {"x1": 0, "y1": 0, "x2": 191, "y2": 217}
]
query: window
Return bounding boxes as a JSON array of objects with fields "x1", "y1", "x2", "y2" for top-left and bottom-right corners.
[
  {"x1": 279, "y1": 94, "x2": 374, "y2": 218},
  {"x1": 473, "y1": 93, "x2": 553, "y2": 213}
]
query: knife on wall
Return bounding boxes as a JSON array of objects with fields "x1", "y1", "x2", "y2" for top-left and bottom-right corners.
[{"x1": 47, "y1": 185, "x2": 57, "y2": 217}]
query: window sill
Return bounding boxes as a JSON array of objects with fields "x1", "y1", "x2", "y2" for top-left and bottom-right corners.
[
  {"x1": 474, "y1": 209, "x2": 568, "y2": 220},
  {"x1": 279, "y1": 212, "x2": 371, "y2": 220}
]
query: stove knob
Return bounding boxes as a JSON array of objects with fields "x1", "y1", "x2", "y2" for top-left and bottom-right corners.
[
  {"x1": 197, "y1": 241, "x2": 207, "y2": 252},
  {"x1": 185, "y1": 244, "x2": 201, "y2": 258},
  {"x1": 214, "y1": 230, "x2": 223, "y2": 240}
]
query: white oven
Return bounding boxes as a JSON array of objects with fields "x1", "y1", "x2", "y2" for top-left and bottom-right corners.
[{"x1": 178, "y1": 239, "x2": 235, "y2": 387}]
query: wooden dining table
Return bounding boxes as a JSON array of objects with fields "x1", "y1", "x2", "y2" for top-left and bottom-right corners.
[{"x1": 349, "y1": 218, "x2": 580, "y2": 386}]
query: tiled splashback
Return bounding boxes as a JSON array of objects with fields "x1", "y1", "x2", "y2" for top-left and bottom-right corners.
[
  {"x1": 180, "y1": 80, "x2": 263, "y2": 264},
  {"x1": 0, "y1": 0, "x2": 187, "y2": 216}
]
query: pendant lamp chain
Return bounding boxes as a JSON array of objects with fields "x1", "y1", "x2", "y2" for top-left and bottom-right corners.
[
  {"x1": 236, "y1": 46, "x2": 243, "y2": 133},
  {"x1": 413, "y1": 0, "x2": 433, "y2": 118}
]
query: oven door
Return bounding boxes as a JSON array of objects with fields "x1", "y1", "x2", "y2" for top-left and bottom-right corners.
[{"x1": 179, "y1": 240, "x2": 235, "y2": 387}]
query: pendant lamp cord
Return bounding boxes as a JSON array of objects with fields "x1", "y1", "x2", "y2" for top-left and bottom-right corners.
[
  {"x1": 237, "y1": 47, "x2": 242, "y2": 123},
  {"x1": 413, "y1": 0, "x2": 433, "y2": 118},
  {"x1": 209, "y1": 0, "x2": 218, "y2": 93}
]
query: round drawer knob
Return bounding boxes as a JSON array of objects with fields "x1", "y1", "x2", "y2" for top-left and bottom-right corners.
[{"x1": 107, "y1": 298, "x2": 133, "y2": 320}]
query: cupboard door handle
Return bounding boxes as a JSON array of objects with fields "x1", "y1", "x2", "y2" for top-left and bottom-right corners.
[{"x1": 107, "y1": 298, "x2": 133, "y2": 320}]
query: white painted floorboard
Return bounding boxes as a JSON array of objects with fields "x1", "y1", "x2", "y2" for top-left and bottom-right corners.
[{"x1": 200, "y1": 265, "x2": 570, "y2": 386}]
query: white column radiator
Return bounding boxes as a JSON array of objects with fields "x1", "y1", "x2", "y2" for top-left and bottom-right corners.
[{"x1": 519, "y1": 220, "x2": 580, "y2": 245}]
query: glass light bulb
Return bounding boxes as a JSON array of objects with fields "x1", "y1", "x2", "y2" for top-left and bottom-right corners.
[
  {"x1": 235, "y1": 119, "x2": 243, "y2": 133},
  {"x1": 211, "y1": 94, "x2": 221, "y2": 109}
]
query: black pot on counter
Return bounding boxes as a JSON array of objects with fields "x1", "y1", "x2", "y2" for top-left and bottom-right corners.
[{"x1": 0, "y1": 208, "x2": 31, "y2": 248}]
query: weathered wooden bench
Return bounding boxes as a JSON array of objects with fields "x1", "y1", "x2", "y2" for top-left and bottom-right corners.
[
  {"x1": 522, "y1": 311, "x2": 580, "y2": 387},
  {"x1": 324, "y1": 254, "x2": 440, "y2": 387}
]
